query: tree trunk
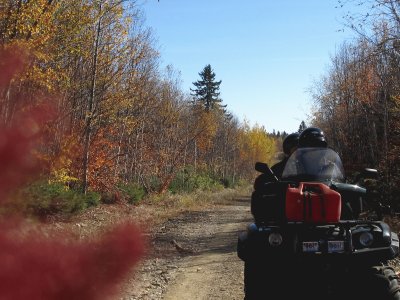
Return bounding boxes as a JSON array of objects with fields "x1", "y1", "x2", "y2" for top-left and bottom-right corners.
[{"x1": 82, "y1": 3, "x2": 101, "y2": 194}]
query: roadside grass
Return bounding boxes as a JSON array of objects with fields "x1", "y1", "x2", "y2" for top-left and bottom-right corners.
[
  {"x1": 140, "y1": 185, "x2": 253, "y2": 227},
  {"x1": 2, "y1": 178, "x2": 253, "y2": 230},
  {"x1": 29, "y1": 184, "x2": 254, "y2": 241}
]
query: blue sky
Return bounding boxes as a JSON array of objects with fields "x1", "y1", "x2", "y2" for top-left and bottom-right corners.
[{"x1": 139, "y1": 0, "x2": 358, "y2": 134}]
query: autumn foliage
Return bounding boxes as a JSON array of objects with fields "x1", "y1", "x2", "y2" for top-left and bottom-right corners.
[
  {"x1": 311, "y1": 0, "x2": 400, "y2": 208},
  {"x1": 0, "y1": 47, "x2": 145, "y2": 299},
  {"x1": 0, "y1": 0, "x2": 278, "y2": 198},
  {"x1": 0, "y1": 1, "x2": 285, "y2": 295}
]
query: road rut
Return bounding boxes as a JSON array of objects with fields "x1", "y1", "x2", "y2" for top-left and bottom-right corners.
[{"x1": 122, "y1": 197, "x2": 252, "y2": 300}]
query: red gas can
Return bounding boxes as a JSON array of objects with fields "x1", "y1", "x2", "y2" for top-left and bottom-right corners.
[{"x1": 285, "y1": 182, "x2": 341, "y2": 223}]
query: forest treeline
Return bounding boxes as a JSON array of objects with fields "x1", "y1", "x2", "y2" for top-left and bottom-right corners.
[
  {"x1": 311, "y1": 0, "x2": 400, "y2": 208},
  {"x1": 0, "y1": 0, "x2": 281, "y2": 214}
]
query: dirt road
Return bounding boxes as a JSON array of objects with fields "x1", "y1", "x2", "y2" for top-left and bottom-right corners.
[{"x1": 122, "y1": 196, "x2": 253, "y2": 300}]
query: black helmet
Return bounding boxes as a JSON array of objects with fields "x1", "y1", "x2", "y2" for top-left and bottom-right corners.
[
  {"x1": 298, "y1": 127, "x2": 327, "y2": 148},
  {"x1": 283, "y1": 132, "x2": 299, "y2": 155}
]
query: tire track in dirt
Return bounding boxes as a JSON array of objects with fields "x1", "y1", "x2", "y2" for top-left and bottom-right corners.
[
  {"x1": 163, "y1": 197, "x2": 251, "y2": 300},
  {"x1": 122, "y1": 197, "x2": 252, "y2": 300}
]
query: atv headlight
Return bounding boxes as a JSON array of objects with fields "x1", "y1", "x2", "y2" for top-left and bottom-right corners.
[
  {"x1": 268, "y1": 232, "x2": 283, "y2": 247},
  {"x1": 359, "y1": 232, "x2": 374, "y2": 247}
]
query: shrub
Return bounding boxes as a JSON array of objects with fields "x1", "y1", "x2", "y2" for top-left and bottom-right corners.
[
  {"x1": 220, "y1": 177, "x2": 234, "y2": 188},
  {"x1": 14, "y1": 180, "x2": 100, "y2": 217},
  {"x1": 169, "y1": 167, "x2": 223, "y2": 193},
  {"x1": 118, "y1": 183, "x2": 146, "y2": 204},
  {"x1": 168, "y1": 170, "x2": 190, "y2": 193},
  {"x1": 100, "y1": 192, "x2": 118, "y2": 204},
  {"x1": 83, "y1": 191, "x2": 101, "y2": 207},
  {"x1": 189, "y1": 172, "x2": 223, "y2": 191},
  {"x1": 149, "y1": 176, "x2": 161, "y2": 192}
]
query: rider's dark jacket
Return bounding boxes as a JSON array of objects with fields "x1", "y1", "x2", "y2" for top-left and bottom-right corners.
[
  {"x1": 251, "y1": 157, "x2": 289, "y2": 222},
  {"x1": 253, "y1": 157, "x2": 288, "y2": 191}
]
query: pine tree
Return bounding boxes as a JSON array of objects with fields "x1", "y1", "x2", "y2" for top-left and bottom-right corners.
[
  {"x1": 191, "y1": 64, "x2": 226, "y2": 111},
  {"x1": 298, "y1": 121, "x2": 307, "y2": 133}
]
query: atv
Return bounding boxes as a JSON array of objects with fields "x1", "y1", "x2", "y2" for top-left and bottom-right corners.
[{"x1": 237, "y1": 147, "x2": 400, "y2": 300}]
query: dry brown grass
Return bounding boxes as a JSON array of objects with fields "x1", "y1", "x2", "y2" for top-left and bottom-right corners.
[
  {"x1": 38, "y1": 185, "x2": 253, "y2": 241},
  {"x1": 141, "y1": 186, "x2": 252, "y2": 225}
]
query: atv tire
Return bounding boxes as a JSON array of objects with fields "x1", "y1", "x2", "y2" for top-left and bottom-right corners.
[
  {"x1": 243, "y1": 260, "x2": 301, "y2": 300},
  {"x1": 358, "y1": 265, "x2": 400, "y2": 300}
]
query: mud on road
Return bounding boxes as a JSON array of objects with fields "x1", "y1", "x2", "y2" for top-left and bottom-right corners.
[{"x1": 121, "y1": 196, "x2": 253, "y2": 300}]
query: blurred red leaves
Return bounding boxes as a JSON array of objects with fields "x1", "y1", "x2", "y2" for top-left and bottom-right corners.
[
  {"x1": 0, "y1": 104, "x2": 55, "y2": 199},
  {"x1": 0, "y1": 47, "x2": 145, "y2": 299},
  {"x1": 0, "y1": 46, "x2": 25, "y2": 87},
  {"x1": 0, "y1": 46, "x2": 47, "y2": 199},
  {"x1": 0, "y1": 222, "x2": 144, "y2": 300}
]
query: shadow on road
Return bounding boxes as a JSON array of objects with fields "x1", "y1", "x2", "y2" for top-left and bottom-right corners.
[
  {"x1": 149, "y1": 199, "x2": 254, "y2": 260},
  {"x1": 217, "y1": 197, "x2": 251, "y2": 207}
]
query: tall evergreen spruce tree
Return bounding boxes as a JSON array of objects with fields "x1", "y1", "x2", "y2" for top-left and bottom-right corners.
[
  {"x1": 298, "y1": 120, "x2": 307, "y2": 133},
  {"x1": 191, "y1": 64, "x2": 226, "y2": 112}
]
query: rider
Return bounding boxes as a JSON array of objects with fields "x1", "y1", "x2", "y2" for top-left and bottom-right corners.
[
  {"x1": 253, "y1": 132, "x2": 299, "y2": 191},
  {"x1": 297, "y1": 127, "x2": 327, "y2": 148},
  {"x1": 282, "y1": 127, "x2": 330, "y2": 179},
  {"x1": 251, "y1": 128, "x2": 328, "y2": 223},
  {"x1": 251, "y1": 132, "x2": 299, "y2": 222},
  {"x1": 272, "y1": 132, "x2": 300, "y2": 178}
]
